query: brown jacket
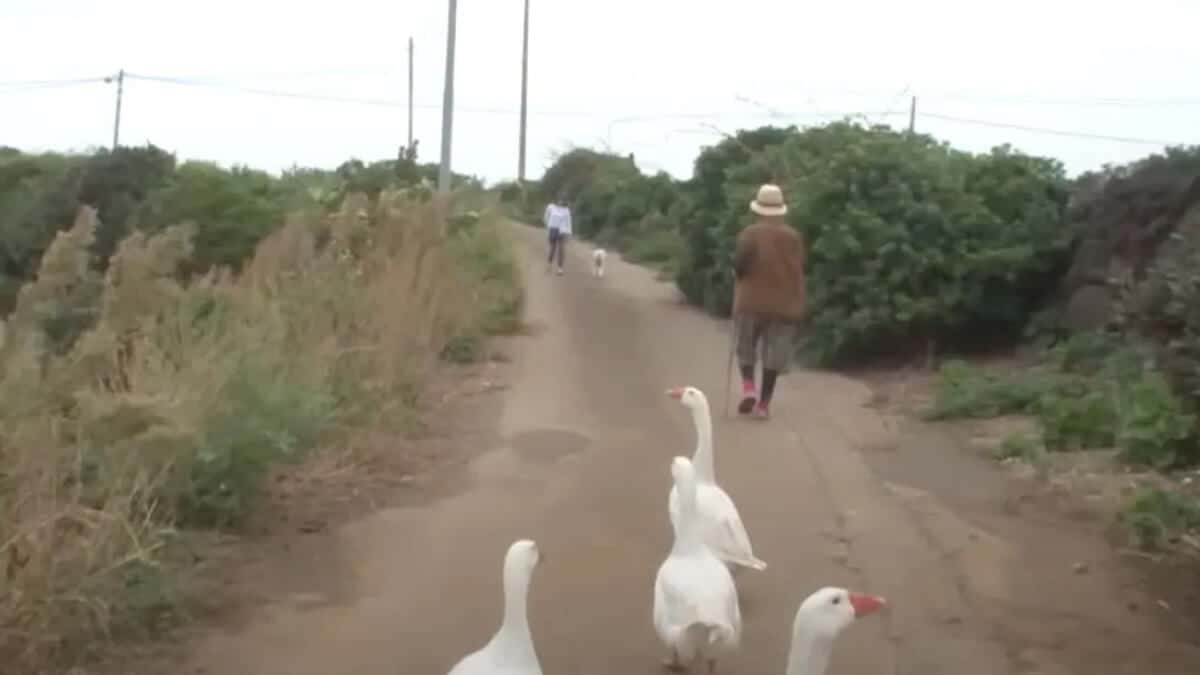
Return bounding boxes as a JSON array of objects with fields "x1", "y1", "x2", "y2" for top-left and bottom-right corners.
[{"x1": 732, "y1": 221, "x2": 807, "y2": 320}]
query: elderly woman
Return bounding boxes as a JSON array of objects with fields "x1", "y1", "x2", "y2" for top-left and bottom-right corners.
[{"x1": 731, "y1": 183, "x2": 807, "y2": 420}]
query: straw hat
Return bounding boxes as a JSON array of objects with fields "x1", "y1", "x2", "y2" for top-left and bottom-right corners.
[{"x1": 750, "y1": 183, "x2": 788, "y2": 217}]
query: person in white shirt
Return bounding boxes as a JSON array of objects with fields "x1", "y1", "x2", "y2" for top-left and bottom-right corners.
[{"x1": 542, "y1": 194, "x2": 572, "y2": 275}]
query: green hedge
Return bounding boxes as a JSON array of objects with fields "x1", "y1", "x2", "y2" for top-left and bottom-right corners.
[
  {"x1": 533, "y1": 122, "x2": 1073, "y2": 365},
  {"x1": 0, "y1": 143, "x2": 483, "y2": 313}
]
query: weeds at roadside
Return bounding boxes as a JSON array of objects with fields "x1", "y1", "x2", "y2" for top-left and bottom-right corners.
[
  {"x1": 992, "y1": 432, "x2": 1043, "y2": 462},
  {"x1": 0, "y1": 191, "x2": 521, "y2": 672},
  {"x1": 1122, "y1": 487, "x2": 1200, "y2": 552},
  {"x1": 990, "y1": 432, "x2": 1053, "y2": 479},
  {"x1": 925, "y1": 331, "x2": 1200, "y2": 550},
  {"x1": 923, "y1": 360, "x2": 1063, "y2": 420},
  {"x1": 926, "y1": 333, "x2": 1197, "y2": 469},
  {"x1": 438, "y1": 217, "x2": 523, "y2": 365}
]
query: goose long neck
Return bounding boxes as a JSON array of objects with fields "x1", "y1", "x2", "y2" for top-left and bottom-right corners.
[
  {"x1": 689, "y1": 401, "x2": 715, "y2": 484},
  {"x1": 785, "y1": 626, "x2": 834, "y2": 675},
  {"x1": 491, "y1": 565, "x2": 534, "y2": 655},
  {"x1": 671, "y1": 471, "x2": 704, "y2": 556}
]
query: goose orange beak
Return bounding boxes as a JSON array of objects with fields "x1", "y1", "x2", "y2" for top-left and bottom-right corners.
[
  {"x1": 666, "y1": 387, "x2": 685, "y2": 399},
  {"x1": 848, "y1": 592, "x2": 886, "y2": 617}
]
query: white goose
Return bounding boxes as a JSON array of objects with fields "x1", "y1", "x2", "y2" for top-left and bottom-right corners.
[
  {"x1": 666, "y1": 386, "x2": 767, "y2": 573},
  {"x1": 446, "y1": 539, "x2": 544, "y2": 675},
  {"x1": 654, "y1": 456, "x2": 742, "y2": 673},
  {"x1": 786, "y1": 587, "x2": 886, "y2": 675}
]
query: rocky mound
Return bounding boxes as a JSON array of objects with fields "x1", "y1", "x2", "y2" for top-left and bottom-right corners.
[{"x1": 1058, "y1": 158, "x2": 1200, "y2": 331}]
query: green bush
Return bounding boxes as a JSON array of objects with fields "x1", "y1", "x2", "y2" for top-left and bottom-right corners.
[
  {"x1": 627, "y1": 224, "x2": 685, "y2": 266},
  {"x1": 533, "y1": 148, "x2": 686, "y2": 265},
  {"x1": 1048, "y1": 330, "x2": 1126, "y2": 374},
  {"x1": 183, "y1": 349, "x2": 337, "y2": 527},
  {"x1": 1123, "y1": 487, "x2": 1200, "y2": 551},
  {"x1": 0, "y1": 145, "x2": 485, "y2": 320},
  {"x1": 674, "y1": 126, "x2": 796, "y2": 314},
  {"x1": 926, "y1": 340, "x2": 1198, "y2": 467},
  {"x1": 1036, "y1": 386, "x2": 1116, "y2": 451},
  {"x1": 537, "y1": 123, "x2": 1071, "y2": 363},
  {"x1": 727, "y1": 126, "x2": 1071, "y2": 364},
  {"x1": 136, "y1": 161, "x2": 290, "y2": 273},
  {"x1": 1115, "y1": 371, "x2": 1196, "y2": 468},
  {"x1": 924, "y1": 360, "x2": 1064, "y2": 420}
]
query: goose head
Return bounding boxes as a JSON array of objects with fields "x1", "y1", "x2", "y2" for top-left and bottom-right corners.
[
  {"x1": 794, "y1": 586, "x2": 885, "y2": 639},
  {"x1": 666, "y1": 386, "x2": 710, "y2": 413},
  {"x1": 504, "y1": 539, "x2": 542, "y2": 580},
  {"x1": 670, "y1": 455, "x2": 696, "y2": 487},
  {"x1": 666, "y1": 386, "x2": 716, "y2": 483}
]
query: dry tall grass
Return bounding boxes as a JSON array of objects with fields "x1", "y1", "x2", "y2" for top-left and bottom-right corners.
[{"x1": 0, "y1": 190, "x2": 520, "y2": 670}]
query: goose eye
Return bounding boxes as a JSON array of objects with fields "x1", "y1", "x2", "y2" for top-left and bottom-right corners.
[{"x1": 831, "y1": 596, "x2": 841, "y2": 605}]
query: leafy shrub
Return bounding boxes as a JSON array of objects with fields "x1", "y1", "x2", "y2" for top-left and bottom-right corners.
[
  {"x1": 0, "y1": 144, "x2": 484, "y2": 329},
  {"x1": 182, "y1": 345, "x2": 338, "y2": 527},
  {"x1": 1123, "y1": 487, "x2": 1200, "y2": 551},
  {"x1": 627, "y1": 225, "x2": 684, "y2": 267},
  {"x1": 1036, "y1": 386, "x2": 1116, "y2": 451},
  {"x1": 136, "y1": 161, "x2": 289, "y2": 273},
  {"x1": 925, "y1": 360, "x2": 1064, "y2": 420},
  {"x1": 1114, "y1": 371, "x2": 1196, "y2": 468},
  {"x1": 1047, "y1": 330, "x2": 1126, "y2": 374},
  {"x1": 992, "y1": 432, "x2": 1043, "y2": 462},
  {"x1": 926, "y1": 344, "x2": 1197, "y2": 466},
  {"x1": 538, "y1": 123, "x2": 1072, "y2": 363},
  {"x1": 674, "y1": 126, "x2": 796, "y2": 314},
  {"x1": 739, "y1": 127, "x2": 1071, "y2": 364}
]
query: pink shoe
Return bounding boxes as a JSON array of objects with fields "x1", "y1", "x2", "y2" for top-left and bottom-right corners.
[
  {"x1": 738, "y1": 379, "x2": 757, "y2": 415},
  {"x1": 753, "y1": 402, "x2": 770, "y2": 420}
]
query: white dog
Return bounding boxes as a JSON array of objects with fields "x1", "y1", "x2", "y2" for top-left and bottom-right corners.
[{"x1": 592, "y1": 248, "x2": 607, "y2": 277}]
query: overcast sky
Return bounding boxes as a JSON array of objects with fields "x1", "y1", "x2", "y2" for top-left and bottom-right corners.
[{"x1": 3, "y1": 0, "x2": 1198, "y2": 183}]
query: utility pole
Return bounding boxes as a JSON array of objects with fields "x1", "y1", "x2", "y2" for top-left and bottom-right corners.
[
  {"x1": 908, "y1": 95, "x2": 917, "y2": 134},
  {"x1": 106, "y1": 69, "x2": 125, "y2": 150},
  {"x1": 407, "y1": 37, "x2": 414, "y2": 149},
  {"x1": 517, "y1": 0, "x2": 530, "y2": 183},
  {"x1": 437, "y1": 0, "x2": 458, "y2": 193}
]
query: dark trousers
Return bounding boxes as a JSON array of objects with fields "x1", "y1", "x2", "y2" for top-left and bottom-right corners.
[{"x1": 547, "y1": 229, "x2": 567, "y2": 267}]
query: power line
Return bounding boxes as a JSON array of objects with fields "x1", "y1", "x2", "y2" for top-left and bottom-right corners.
[
  {"x1": 121, "y1": 72, "x2": 883, "y2": 120},
  {"x1": 9, "y1": 71, "x2": 1200, "y2": 109},
  {"x1": 0, "y1": 78, "x2": 108, "y2": 95},
  {"x1": 4, "y1": 70, "x2": 1192, "y2": 149},
  {"x1": 0, "y1": 76, "x2": 108, "y2": 88},
  {"x1": 919, "y1": 112, "x2": 1187, "y2": 146},
  {"x1": 156, "y1": 65, "x2": 400, "y2": 83},
  {"x1": 913, "y1": 92, "x2": 1200, "y2": 108},
  {"x1": 126, "y1": 73, "x2": 409, "y2": 108},
  {"x1": 124, "y1": 72, "x2": 586, "y2": 116},
  {"x1": 761, "y1": 82, "x2": 1200, "y2": 108}
]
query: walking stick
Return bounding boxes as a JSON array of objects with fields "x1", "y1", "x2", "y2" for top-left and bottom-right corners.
[{"x1": 723, "y1": 316, "x2": 735, "y2": 419}]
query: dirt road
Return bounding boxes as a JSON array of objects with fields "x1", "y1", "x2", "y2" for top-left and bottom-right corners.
[{"x1": 179, "y1": 225, "x2": 1200, "y2": 675}]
